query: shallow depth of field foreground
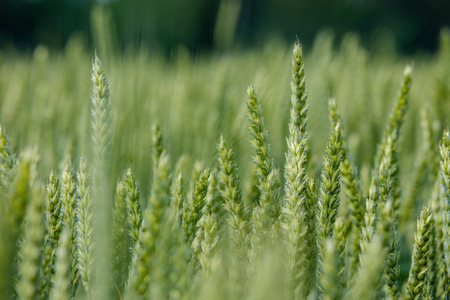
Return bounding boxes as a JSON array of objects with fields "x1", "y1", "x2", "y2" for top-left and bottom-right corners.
[{"x1": 1, "y1": 29, "x2": 450, "y2": 300}]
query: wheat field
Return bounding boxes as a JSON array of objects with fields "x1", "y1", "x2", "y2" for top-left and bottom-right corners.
[{"x1": 0, "y1": 20, "x2": 450, "y2": 300}]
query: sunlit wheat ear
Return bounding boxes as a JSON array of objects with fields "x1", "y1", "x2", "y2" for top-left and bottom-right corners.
[
  {"x1": 377, "y1": 136, "x2": 395, "y2": 206},
  {"x1": 76, "y1": 156, "x2": 94, "y2": 295},
  {"x1": 328, "y1": 98, "x2": 364, "y2": 274},
  {"x1": 246, "y1": 85, "x2": 276, "y2": 196},
  {"x1": 44, "y1": 171, "x2": 62, "y2": 248},
  {"x1": 378, "y1": 201, "x2": 400, "y2": 300},
  {"x1": 439, "y1": 129, "x2": 450, "y2": 293},
  {"x1": 124, "y1": 168, "x2": 141, "y2": 247},
  {"x1": 217, "y1": 135, "x2": 249, "y2": 296},
  {"x1": 246, "y1": 85, "x2": 281, "y2": 248},
  {"x1": 217, "y1": 136, "x2": 248, "y2": 252},
  {"x1": 405, "y1": 206, "x2": 432, "y2": 300},
  {"x1": 384, "y1": 231, "x2": 400, "y2": 300},
  {"x1": 91, "y1": 53, "x2": 112, "y2": 167},
  {"x1": 282, "y1": 127, "x2": 308, "y2": 298},
  {"x1": 90, "y1": 52, "x2": 113, "y2": 299},
  {"x1": 430, "y1": 180, "x2": 446, "y2": 298},
  {"x1": 316, "y1": 122, "x2": 342, "y2": 290},
  {"x1": 60, "y1": 160, "x2": 79, "y2": 296},
  {"x1": 40, "y1": 171, "x2": 62, "y2": 298},
  {"x1": 183, "y1": 168, "x2": 210, "y2": 247},
  {"x1": 359, "y1": 178, "x2": 378, "y2": 264},
  {"x1": 17, "y1": 185, "x2": 44, "y2": 300},
  {"x1": 423, "y1": 280, "x2": 434, "y2": 300},
  {"x1": 426, "y1": 213, "x2": 439, "y2": 299},
  {"x1": 303, "y1": 175, "x2": 317, "y2": 294},
  {"x1": 193, "y1": 176, "x2": 219, "y2": 278},
  {"x1": 431, "y1": 176, "x2": 446, "y2": 298},
  {"x1": 290, "y1": 42, "x2": 309, "y2": 136}
]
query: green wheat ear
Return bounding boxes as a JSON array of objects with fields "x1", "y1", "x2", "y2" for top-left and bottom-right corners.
[
  {"x1": 111, "y1": 177, "x2": 129, "y2": 293},
  {"x1": 124, "y1": 168, "x2": 142, "y2": 247},
  {"x1": 317, "y1": 122, "x2": 342, "y2": 290},
  {"x1": 217, "y1": 136, "x2": 248, "y2": 252},
  {"x1": 246, "y1": 84, "x2": 277, "y2": 201},
  {"x1": 430, "y1": 180, "x2": 445, "y2": 298},
  {"x1": 405, "y1": 206, "x2": 432, "y2": 300},
  {"x1": 91, "y1": 52, "x2": 112, "y2": 166},
  {"x1": 40, "y1": 171, "x2": 62, "y2": 298},
  {"x1": 246, "y1": 84, "x2": 280, "y2": 250},
  {"x1": 282, "y1": 129, "x2": 308, "y2": 299},
  {"x1": 76, "y1": 156, "x2": 94, "y2": 295},
  {"x1": 378, "y1": 200, "x2": 400, "y2": 300},
  {"x1": 60, "y1": 160, "x2": 79, "y2": 297},
  {"x1": 359, "y1": 178, "x2": 378, "y2": 260},
  {"x1": 217, "y1": 135, "x2": 249, "y2": 297},
  {"x1": 184, "y1": 168, "x2": 210, "y2": 247},
  {"x1": 193, "y1": 175, "x2": 219, "y2": 279},
  {"x1": 90, "y1": 52, "x2": 113, "y2": 299},
  {"x1": 281, "y1": 40, "x2": 317, "y2": 297},
  {"x1": 384, "y1": 231, "x2": 400, "y2": 300},
  {"x1": 290, "y1": 41, "x2": 309, "y2": 137},
  {"x1": 439, "y1": 128, "x2": 450, "y2": 294},
  {"x1": 426, "y1": 210, "x2": 440, "y2": 299},
  {"x1": 328, "y1": 98, "x2": 364, "y2": 274}
]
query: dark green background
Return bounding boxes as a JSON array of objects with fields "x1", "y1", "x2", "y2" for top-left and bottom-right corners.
[{"x1": 1, "y1": 0, "x2": 449, "y2": 53}]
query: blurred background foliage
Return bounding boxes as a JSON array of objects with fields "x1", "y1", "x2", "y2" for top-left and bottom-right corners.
[{"x1": 1, "y1": 0, "x2": 450, "y2": 54}]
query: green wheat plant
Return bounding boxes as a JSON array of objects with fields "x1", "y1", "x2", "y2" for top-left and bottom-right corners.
[{"x1": 2, "y1": 29, "x2": 450, "y2": 300}]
